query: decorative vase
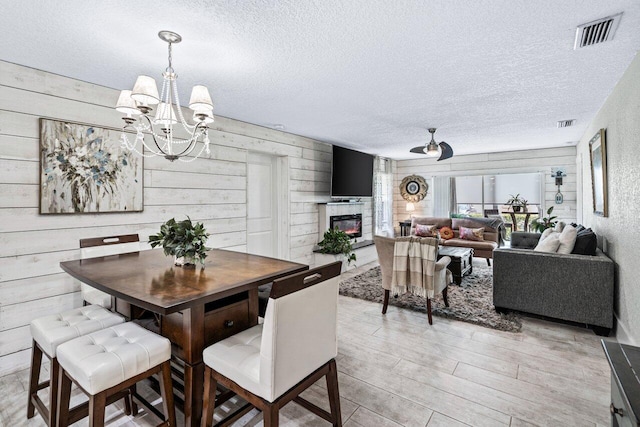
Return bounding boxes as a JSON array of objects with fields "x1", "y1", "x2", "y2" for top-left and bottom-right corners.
[{"x1": 174, "y1": 255, "x2": 197, "y2": 268}]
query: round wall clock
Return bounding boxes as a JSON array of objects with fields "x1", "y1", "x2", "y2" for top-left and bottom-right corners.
[{"x1": 400, "y1": 175, "x2": 428, "y2": 203}]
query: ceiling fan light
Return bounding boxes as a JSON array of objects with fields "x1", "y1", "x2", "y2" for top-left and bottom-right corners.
[{"x1": 425, "y1": 142, "x2": 440, "y2": 157}]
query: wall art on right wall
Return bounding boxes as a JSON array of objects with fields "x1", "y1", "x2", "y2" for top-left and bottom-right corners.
[{"x1": 589, "y1": 128, "x2": 608, "y2": 217}]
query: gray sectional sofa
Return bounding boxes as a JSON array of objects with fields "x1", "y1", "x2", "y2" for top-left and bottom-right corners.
[{"x1": 492, "y1": 232, "x2": 614, "y2": 336}]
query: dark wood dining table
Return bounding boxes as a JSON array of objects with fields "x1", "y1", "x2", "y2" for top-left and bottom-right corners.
[{"x1": 60, "y1": 248, "x2": 308, "y2": 427}]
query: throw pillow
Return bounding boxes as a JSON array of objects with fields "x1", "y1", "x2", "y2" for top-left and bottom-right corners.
[
  {"x1": 459, "y1": 226, "x2": 484, "y2": 241},
  {"x1": 534, "y1": 233, "x2": 560, "y2": 252},
  {"x1": 415, "y1": 224, "x2": 438, "y2": 237},
  {"x1": 572, "y1": 228, "x2": 598, "y2": 256},
  {"x1": 557, "y1": 225, "x2": 577, "y2": 254},
  {"x1": 439, "y1": 226, "x2": 454, "y2": 240},
  {"x1": 554, "y1": 221, "x2": 566, "y2": 233},
  {"x1": 539, "y1": 228, "x2": 555, "y2": 243}
]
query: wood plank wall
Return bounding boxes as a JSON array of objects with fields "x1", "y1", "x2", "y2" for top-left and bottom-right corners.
[
  {"x1": 393, "y1": 147, "x2": 578, "y2": 230},
  {"x1": 0, "y1": 61, "x2": 371, "y2": 374}
]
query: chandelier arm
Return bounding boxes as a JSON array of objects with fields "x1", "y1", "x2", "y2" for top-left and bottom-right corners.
[
  {"x1": 140, "y1": 115, "x2": 171, "y2": 156},
  {"x1": 170, "y1": 124, "x2": 207, "y2": 158},
  {"x1": 177, "y1": 142, "x2": 209, "y2": 162}
]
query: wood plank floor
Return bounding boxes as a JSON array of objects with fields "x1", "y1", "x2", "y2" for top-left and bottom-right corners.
[{"x1": 0, "y1": 260, "x2": 611, "y2": 426}]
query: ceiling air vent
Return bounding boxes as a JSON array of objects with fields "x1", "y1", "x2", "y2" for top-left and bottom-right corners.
[
  {"x1": 557, "y1": 119, "x2": 575, "y2": 128},
  {"x1": 574, "y1": 13, "x2": 623, "y2": 49}
]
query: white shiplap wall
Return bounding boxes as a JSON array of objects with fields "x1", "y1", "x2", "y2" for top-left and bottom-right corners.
[
  {"x1": 0, "y1": 61, "x2": 352, "y2": 374},
  {"x1": 393, "y1": 147, "x2": 578, "y2": 231}
]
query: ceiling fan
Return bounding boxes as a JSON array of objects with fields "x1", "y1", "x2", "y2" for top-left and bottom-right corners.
[{"x1": 410, "y1": 128, "x2": 454, "y2": 161}]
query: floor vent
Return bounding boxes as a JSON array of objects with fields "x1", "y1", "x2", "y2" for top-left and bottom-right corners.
[
  {"x1": 574, "y1": 13, "x2": 623, "y2": 49},
  {"x1": 557, "y1": 119, "x2": 576, "y2": 128}
]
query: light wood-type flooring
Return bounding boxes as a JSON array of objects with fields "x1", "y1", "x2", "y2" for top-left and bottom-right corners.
[{"x1": 0, "y1": 260, "x2": 611, "y2": 426}]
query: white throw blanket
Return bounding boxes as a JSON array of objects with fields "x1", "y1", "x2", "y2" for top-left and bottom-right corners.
[{"x1": 391, "y1": 236, "x2": 439, "y2": 298}]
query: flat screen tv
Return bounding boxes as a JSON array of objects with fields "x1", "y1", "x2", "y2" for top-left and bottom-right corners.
[{"x1": 331, "y1": 146, "x2": 374, "y2": 198}]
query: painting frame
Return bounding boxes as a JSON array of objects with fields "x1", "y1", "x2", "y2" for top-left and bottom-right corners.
[
  {"x1": 39, "y1": 118, "x2": 144, "y2": 215},
  {"x1": 589, "y1": 128, "x2": 608, "y2": 217}
]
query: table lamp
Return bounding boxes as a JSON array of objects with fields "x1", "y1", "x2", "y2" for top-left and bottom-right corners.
[{"x1": 406, "y1": 202, "x2": 415, "y2": 219}]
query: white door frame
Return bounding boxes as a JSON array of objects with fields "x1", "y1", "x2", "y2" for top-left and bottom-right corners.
[{"x1": 246, "y1": 152, "x2": 290, "y2": 259}]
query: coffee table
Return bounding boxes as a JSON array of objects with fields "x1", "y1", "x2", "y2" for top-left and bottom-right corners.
[{"x1": 438, "y1": 246, "x2": 473, "y2": 285}]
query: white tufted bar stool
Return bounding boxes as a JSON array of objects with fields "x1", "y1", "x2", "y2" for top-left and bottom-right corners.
[
  {"x1": 201, "y1": 261, "x2": 343, "y2": 427},
  {"x1": 27, "y1": 305, "x2": 125, "y2": 427},
  {"x1": 56, "y1": 322, "x2": 176, "y2": 427}
]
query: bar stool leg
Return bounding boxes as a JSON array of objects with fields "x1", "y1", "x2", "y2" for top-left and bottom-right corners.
[
  {"x1": 27, "y1": 340, "x2": 42, "y2": 418},
  {"x1": 57, "y1": 366, "x2": 73, "y2": 427},
  {"x1": 159, "y1": 361, "x2": 176, "y2": 426},
  {"x1": 201, "y1": 366, "x2": 217, "y2": 427},
  {"x1": 89, "y1": 392, "x2": 107, "y2": 427},
  {"x1": 49, "y1": 358, "x2": 60, "y2": 427}
]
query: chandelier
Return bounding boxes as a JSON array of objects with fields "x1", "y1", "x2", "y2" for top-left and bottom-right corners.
[{"x1": 115, "y1": 31, "x2": 214, "y2": 162}]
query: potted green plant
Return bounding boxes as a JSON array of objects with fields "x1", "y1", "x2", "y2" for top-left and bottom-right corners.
[
  {"x1": 317, "y1": 227, "x2": 356, "y2": 267},
  {"x1": 506, "y1": 193, "x2": 527, "y2": 213},
  {"x1": 531, "y1": 206, "x2": 558, "y2": 233},
  {"x1": 149, "y1": 217, "x2": 211, "y2": 267}
]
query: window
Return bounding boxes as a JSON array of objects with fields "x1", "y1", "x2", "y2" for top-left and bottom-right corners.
[{"x1": 373, "y1": 158, "x2": 393, "y2": 236}]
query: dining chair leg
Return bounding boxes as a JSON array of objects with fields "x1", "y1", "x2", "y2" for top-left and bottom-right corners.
[
  {"x1": 159, "y1": 361, "x2": 176, "y2": 427},
  {"x1": 442, "y1": 287, "x2": 449, "y2": 308},
  {"x1": 426, "y1": 298, "x2": 433, "y2": 325},
  {"x1": 326, "y1": 359, "x2": 342, "y2": 427},
  {"x1": 201, "y1": 366, "x2": 217, "y2": 427},
  {"x1": 382, "y1": 289, "x2": 390, "y2": 314},
  {"x1": 263, "y1": 404, "x2": 279, "y2": 427},
  {"x1": 57, "y1": 366, "x2": 73, "y2": 427},
  {"x1": 27, "y1": 340, "x2": 42, "y2": 419}
]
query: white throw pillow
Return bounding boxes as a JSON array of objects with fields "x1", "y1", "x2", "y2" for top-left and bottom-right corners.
[
  {"x1": 557, "y1": 225, "x2": 577, "y2": 254},
  {"x1": 534, "y1": 233, "x2": 560, "y2": 253},
  {"x1": 539, "y1": 228, "x2": 555, "y2": 243},
  {"x1": 554, "y1": 221, "x2": 566, "y2": 233}
]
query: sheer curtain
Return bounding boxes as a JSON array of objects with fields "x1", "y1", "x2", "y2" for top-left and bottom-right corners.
[{"x1": 373, "y1": 157, "x2": 394, "y2": 236}]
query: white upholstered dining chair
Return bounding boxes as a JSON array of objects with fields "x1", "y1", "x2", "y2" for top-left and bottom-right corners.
[
  {"x1": 79, "y1": 234, "x2": 141, "y2": 309},
  {"x1": 200, "y1": 261, "x2": 343, "y2": 427}
]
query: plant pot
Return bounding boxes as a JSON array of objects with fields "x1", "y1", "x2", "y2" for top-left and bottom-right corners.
[
  {"x1": 512, "y1": 206, "x2": 522, "y2": 213},
  {"x1": 174, "y1": 255, "x2": 198, "y2": 268}
]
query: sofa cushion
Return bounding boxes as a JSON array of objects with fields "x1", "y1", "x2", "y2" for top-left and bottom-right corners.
[
  {"x1": 557, "y1": 225, "x2": 578, "y2": 254},
  {"x1": 415, "y1": 224, "x2": 438, "y2": 237},
  {"x1": 534, "y1": 234, "x2": 560, "y2": 252},
  {"x1": 572, "y1": 228, "x2": 598, "y2": 256},
  {"x1": 411, "y1": 217, "x2": 452, "y2": 229}
]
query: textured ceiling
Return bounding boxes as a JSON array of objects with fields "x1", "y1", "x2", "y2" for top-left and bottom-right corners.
[{"x1": 1, "y1": 0, "x2": 639, "y2": 159}]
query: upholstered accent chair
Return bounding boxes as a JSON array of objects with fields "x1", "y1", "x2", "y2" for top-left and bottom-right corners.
[
  {"x1": 374, "y1": 235, "x2": 451, "y2": 324},
  {"x1": 201, "y1": 262, "x2": 343, "y2": 427}
]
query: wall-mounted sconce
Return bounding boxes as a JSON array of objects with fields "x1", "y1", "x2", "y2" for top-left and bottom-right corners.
[{"x1": 551, "y1": 168, "x2": 567, "y2": 204}]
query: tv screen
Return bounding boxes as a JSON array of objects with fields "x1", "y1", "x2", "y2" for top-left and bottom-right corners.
[{"x1": 331, "y1": 146, "x2": 374, "y2": 198}]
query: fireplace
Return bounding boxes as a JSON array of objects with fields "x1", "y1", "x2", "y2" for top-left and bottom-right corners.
[{"x1": 330, "y1": 214, "x2": 362, "y2": 238}]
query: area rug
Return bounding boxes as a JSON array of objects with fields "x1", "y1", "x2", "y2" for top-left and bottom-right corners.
[{"x1": 339, "y1": 264, "x2": 522, "y2": 332}]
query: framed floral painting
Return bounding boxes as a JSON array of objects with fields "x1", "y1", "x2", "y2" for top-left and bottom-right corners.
[{"x1": 39, "y1": 119, "x2": 143, "y2": 214}]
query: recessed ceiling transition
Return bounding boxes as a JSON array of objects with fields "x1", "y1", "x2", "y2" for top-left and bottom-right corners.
[{"x1": 1, "y1": 1, "x2": 639, "y2": 159}]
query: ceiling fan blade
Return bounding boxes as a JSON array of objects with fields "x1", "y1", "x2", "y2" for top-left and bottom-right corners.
[
  {"x1": 409, "y1": 146, "x2": 426, "y2": 154},
  {"x1": 438, "y1": 142, "x2": 454, "y2": 161}
]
